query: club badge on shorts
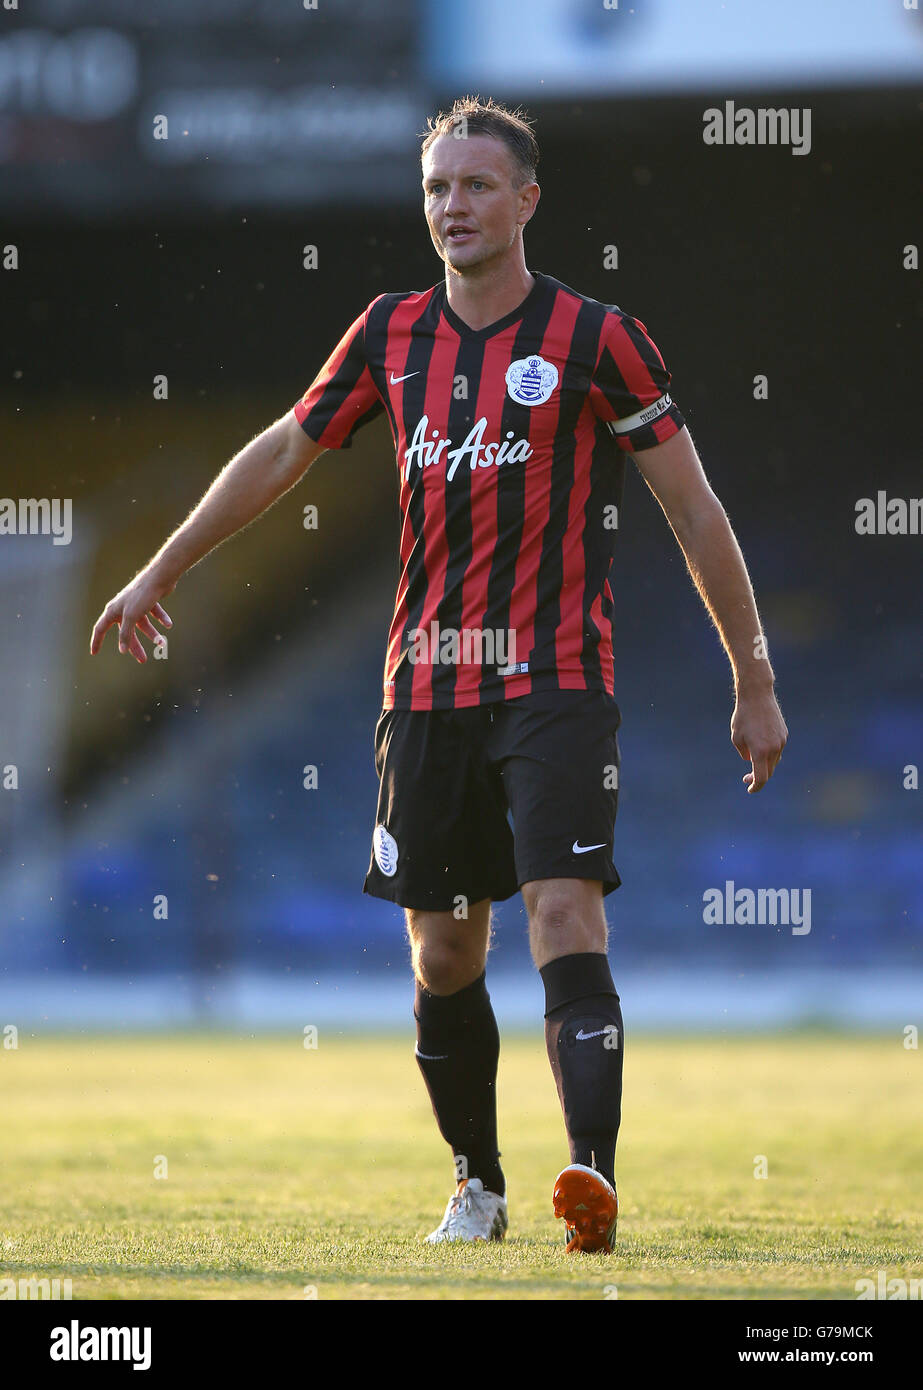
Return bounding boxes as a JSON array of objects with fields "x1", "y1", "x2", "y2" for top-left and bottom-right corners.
[
  {"x1": 373, "y1": 824, "x2": 399, "y2": 877},
  {"x1": 505, "y1": 354, "x2": 559, "y2": 406}
]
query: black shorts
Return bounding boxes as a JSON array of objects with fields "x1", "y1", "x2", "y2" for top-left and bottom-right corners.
[{"x1": 362, "y1": 689, "x2": 622, "y2": 911}]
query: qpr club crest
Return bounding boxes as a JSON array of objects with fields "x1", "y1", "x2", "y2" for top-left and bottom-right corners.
[
  {"x1": 505, "y1": 354, "x2": 559, "y2": 406},
  {"x1": 373, "y1": 824, "x2": 398, "y2": 877}
]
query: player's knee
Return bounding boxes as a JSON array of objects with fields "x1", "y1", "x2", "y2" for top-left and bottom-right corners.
[
  {"x1": 525, "y1": 881, "x2": 607, "y2": 959},
  {"x1": 526, "y1": 883, "x2": 580, "y2": 933},
  {"x1": 412, "y1": 933, "x2": 483, "y2": 995}
]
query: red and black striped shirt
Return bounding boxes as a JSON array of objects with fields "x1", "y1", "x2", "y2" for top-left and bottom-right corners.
[{"x1": 293, "y1": 270, "x2": 685, "y2": 710}]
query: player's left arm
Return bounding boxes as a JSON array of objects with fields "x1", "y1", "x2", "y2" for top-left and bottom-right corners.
[{"x1": 631, "y1": 426, "x2": 788, "y2": 793}]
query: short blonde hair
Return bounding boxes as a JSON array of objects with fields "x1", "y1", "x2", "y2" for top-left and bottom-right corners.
[{"x1": 420, "y1": 95, "x2": 539, "y2": 188}]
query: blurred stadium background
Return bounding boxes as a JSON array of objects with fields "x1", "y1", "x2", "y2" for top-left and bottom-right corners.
[{"x1": 1, "y1": 0, "x2": 921, "y2": 1033}]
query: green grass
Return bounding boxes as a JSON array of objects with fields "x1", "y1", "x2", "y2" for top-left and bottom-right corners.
[{"x1": 1, "y1": 1031, "x2": 919, "y2": 1299}]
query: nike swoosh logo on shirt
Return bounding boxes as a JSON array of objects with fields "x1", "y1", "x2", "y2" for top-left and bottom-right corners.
[
  {"x1": 390, "y1": 370, "x2": 419, "y2": 384},
  {"x1": 572, "y1": 841, "x2": 606, "y2": 854},
  {"x1": 575, "y1": 1028, "x2": 613, "y2": 1041},
  {"x1": 414, "y1": 1047, "x2": 449, "y2": 1061}
]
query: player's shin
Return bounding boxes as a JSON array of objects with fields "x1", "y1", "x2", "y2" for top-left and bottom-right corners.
[
  {"x1": 414, "y1": 972, "x2": 505, "y2": 1198},
  {"x1": 540, "y1": 951, "x2": 623, "y2": 1187}
]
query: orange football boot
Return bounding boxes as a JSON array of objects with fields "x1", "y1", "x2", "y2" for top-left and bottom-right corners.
[{"x1": 552, "y1": 1163, "x2": 619, "y2": 1253}]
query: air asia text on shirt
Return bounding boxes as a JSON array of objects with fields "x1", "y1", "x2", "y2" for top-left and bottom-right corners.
[{"x1": 403, "y1": 416, "x2": 533, "y2": 481}]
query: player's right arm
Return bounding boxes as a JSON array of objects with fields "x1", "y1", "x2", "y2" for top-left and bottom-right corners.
[
  {"x1": 92, "y1": 298, "x2": 383, "y2": 664},
  {"x1": 89, "y1": 411, "x2": 325, "y2": 663}
]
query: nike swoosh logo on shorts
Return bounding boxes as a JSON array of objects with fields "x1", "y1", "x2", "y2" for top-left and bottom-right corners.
[
  {"x1": 572, "y1": 841, "x2": 606, "y2": 854},
  {"x1": 415, "y1": 1047, "x2": 449, "y2": 1061},
  {"x1": 390, "y1": 370, "x2": 419, "y2": 384},
  {"x1": 575, "y1": 1028, "x2": 612, "y2": 1041}
]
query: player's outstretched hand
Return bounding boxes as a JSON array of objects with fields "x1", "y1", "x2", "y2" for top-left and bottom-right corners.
[
  {"x1": 90, "y1": 566, "x2": 175, "y2": 665},
  {"x1": 731, "y1": 686, "x2": 788, "y2": 794}
]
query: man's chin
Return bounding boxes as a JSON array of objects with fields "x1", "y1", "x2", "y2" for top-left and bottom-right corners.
[{"x1": 444, "y1": 242, "x2": 494, "y2": 273}]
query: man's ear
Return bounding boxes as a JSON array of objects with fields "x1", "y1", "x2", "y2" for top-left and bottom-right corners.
[{"x1": 519, "y1": 182, "x2": 540, "y2": 228}]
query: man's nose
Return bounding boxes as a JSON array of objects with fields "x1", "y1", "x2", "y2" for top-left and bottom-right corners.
[{"x1": 443, "y1": 185, "x2": 470, "y2": 216}]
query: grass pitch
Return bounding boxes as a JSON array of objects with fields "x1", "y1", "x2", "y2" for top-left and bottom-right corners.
[{"x1": 1, "y1": 1031, "x2": 919, "y2": 1300}]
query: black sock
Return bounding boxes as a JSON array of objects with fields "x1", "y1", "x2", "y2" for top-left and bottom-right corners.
[
  {"x1": 414, "y1": 971, "x2": 505, "y2": 1198},
  {"x1": 540, "y1": 952, "x2": 623, "y2": 1189}
]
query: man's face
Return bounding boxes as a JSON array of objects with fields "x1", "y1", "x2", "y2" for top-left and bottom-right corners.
[{"x1": 422, "y1": 132, "x2": 539, "y2": 273}]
